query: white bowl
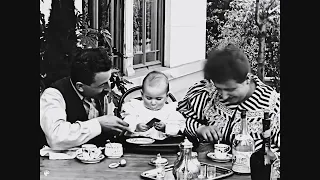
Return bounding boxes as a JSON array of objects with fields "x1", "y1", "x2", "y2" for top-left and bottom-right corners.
[{"x1": 105, "y1": 143, "x2": 123, "y2": 158}]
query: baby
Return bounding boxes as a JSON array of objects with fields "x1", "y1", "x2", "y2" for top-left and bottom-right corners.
[{"x1": 121, "y1": 71, "x2": 185, "y2": 140}]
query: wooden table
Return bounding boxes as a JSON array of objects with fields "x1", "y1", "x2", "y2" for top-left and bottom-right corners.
[{"x1": 40, "y1": 151, "x2": 251, "y2": 180}]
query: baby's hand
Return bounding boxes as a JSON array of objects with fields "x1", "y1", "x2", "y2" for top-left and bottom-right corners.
[
  {"x1": 136, "y1": 123, "x2": 149, "y2": 132},
  {"x1": 154, "y1": 122, "x2": 166, "y2": 132}
]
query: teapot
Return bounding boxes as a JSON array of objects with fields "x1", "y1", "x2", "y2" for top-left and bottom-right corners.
[{"x1": 172, "y1": 137, "x2": 200, "y2": 179}]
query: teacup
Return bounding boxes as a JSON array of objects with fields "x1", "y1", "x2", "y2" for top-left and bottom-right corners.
[
  {"x1": 105, "y1": 143, "x2": 123, "y2": 158},
  {"x1": 214, "y1": 143, "x2": 231, "y2": 159},
  {"x1": 81, "y1": 144, "x2": 102, "y2": 160}
]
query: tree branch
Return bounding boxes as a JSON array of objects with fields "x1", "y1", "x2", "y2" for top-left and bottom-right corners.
[
  {"x1": 266, "y1": 0, "x2": 279, "y2": 18},
  {"x1": 266, "y1": 0, "x2": 276, "y2": 12},
  {"x1": 268, "y1": 4, "x2": 280, "y2": 15},
  {"x1": 255, "y1": 0, "x2": 261, "y2": 27},
  {"x1": 267, "y1": 14, "x2": 279, "y2": 23}
]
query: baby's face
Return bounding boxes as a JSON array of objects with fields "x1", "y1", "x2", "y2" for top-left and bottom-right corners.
[{"x1": 141, "y1": 85, "x2": 168, "y2": 111}]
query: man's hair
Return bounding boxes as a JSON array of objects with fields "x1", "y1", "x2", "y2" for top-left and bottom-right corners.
[
  {"x1": 142, "y1": 71, "x2": 169, "y2": 93},
  {"x1": 204, "y1": 44, "x2": 250, "y2": 83},
  {"x1": 70, "y1": 48, "x2": 113, "y2": 85}
]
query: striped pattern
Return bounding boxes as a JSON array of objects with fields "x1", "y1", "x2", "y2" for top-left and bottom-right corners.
[
  {"x1": 177, "y1": 75, "x2": 280, "y2": 157},
  {"x1": 177, "y1": 80, "x2": 211, "y2": 138}
]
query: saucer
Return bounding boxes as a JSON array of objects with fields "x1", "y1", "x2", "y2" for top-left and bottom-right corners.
[
  {"x1": 126, "y1": 137, "x2": 155, "y2": 145},
  {"x1": 106, "y1": 155, "x2": 123, "y2": 159},
  {"x1": 76, "y1": 154, "x2": 105, "y2": 164},
  {"x1": 207, "y1": 152, "x2": 232, "y2": 163}
]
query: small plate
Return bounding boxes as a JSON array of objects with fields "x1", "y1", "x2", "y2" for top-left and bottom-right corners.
[
  {"x1": 207, "y1": 152, "x2": 232, "y2": 163},
  {"x1": 106, "y1": 155, "x2": 123, "y2": 159},
  {"x1": 76, "y1": 154, "x2": 105, "y2": 164},
  {"x1": 126, "y1": 137, "x2": 155, "y2": 145},
  {"x1": 141, "y1": 168, "x2": 160, "y2": 179}
]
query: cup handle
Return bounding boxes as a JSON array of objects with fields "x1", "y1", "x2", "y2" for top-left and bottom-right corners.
[{"x1": 226, "y1": 146, "x2": 231, "y2": 153}]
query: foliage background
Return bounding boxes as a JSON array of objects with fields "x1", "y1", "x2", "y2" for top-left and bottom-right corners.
[
  {"x1": 206, "y1": 0, "x2": 280, "y2": 92},
  {"x1": 40, "y1": 0, "x2": 131, "y2": 116},
  {"x1": 40, "y1": 0, "x2": 280, "y2": 93}
]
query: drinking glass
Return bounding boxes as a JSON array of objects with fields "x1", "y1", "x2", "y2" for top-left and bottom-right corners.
[
  {"x1": 198, "y1": 164, "x2": 207, "y2": 179},
  {"x1": 206, "y1": 165, "x2": 216, "y2": 179}
]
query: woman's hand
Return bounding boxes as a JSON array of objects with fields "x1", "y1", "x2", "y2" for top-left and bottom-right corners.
[
  {"x1": 196, "y1": 125, "x2": 222, "y2": 143},
  {"x1": 154, "y1": 121, "x2": 166, "y2": 132},
  {"x1": 135, "y1": 123, "x2": 150, "y2": 132},
  {"x1": 262, "y1": 129, "x2": 272, "y2": 138}
]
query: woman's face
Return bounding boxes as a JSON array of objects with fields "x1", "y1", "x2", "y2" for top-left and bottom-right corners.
[
  {"x1": 214, "y1": 79, "x2": 251, "y2": 104},
  {"x1": 141, "y1": 85, "x2": 168, "y2": 111}
]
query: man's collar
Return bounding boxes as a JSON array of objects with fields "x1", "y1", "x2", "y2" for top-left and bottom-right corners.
[{"x1": 70, "y1": 78, "x2": 85, "y2": 100}]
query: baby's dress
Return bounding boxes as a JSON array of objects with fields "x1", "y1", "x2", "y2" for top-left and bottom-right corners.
[{"x1": 122, "y1": 99, "x2": 185, "y2": 140}]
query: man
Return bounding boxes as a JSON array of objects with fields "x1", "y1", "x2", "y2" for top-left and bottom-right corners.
[
  {"x1": 40, "y1": 48, "x2": 130, "y2": 150},
  {"x1": 177, "y1": 44, "x2": 280, "y2": 159}
]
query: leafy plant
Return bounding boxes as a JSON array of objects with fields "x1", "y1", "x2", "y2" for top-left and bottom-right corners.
[
  {"x1": 75, "y1": 9, "x2": 133, "y2": 116},
  {"x1": 206, "y1": 0, "x2": 280, "y2": 92},
  {"x1": 104, "y1": 69, "x2": 133, "y2": 117},
  {"x1": 42, "y1": 0, "x2": 78, "y2": 90},
  {"x1": 40, "y1": 1, "x2": 132, "y2": 115},
  {"x1": 40, "y1": 11, "x2": 46, "y2": 95}
]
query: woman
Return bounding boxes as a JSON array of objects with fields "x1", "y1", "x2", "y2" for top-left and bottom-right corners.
[{"x1": 177, "y1": 44, "x2": 280, "y2": 159}]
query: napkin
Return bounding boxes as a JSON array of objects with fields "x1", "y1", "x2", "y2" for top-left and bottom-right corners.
[{"x1": 40, "y1": 145, "x2": 80, "y2": 160}]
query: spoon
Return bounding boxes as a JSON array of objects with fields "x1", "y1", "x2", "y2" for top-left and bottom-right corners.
[
  {"x1": 217, "y1": 137, "x2": 222, "y2": 144},
  {"x1": 106, "y1": 139, "x2": 113, "y2": 148},
  {"x1": 108, "y1": 159, "x2": 127, "y2": 169}
]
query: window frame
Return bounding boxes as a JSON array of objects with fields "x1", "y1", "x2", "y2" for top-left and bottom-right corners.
[
  {"x1": 85, "y1": 0, "x2": 125, "y2": 72},
  {"x1": 132, "y1": 0, "x2": 164, "y2": 69}
]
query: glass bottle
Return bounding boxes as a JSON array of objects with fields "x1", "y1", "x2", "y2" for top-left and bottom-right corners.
[
  {"x1": 270, "y1": 157, "x2": 280, "y2": 180},
  {"x1": 173, "y1": 137, "x2": 200, "y2": 180},
  {"x1": 231, "y1": 110, "x2": 255, "y2": 174},
  {"x1": 250, "y1": 110, "x2": 275, "y2": 180}
]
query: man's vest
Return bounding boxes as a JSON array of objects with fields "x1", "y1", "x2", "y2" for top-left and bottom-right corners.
[{"x1": 40, "y1": 77, "x2": 110, "y2": 149}]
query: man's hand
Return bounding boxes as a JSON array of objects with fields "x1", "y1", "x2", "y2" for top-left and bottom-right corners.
[
  {"x1": 97, "y1": 115, "x2": 130, "y2": 133},
  {"x1": 135, "y1": 123, "x2": 150, "y2": 132},
  {"x1": 196, "y1": 125, "x2": 222, "y2": 143},
  {"x1": 154, "y1": 121, "x2": 165, "y2": 132}
]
